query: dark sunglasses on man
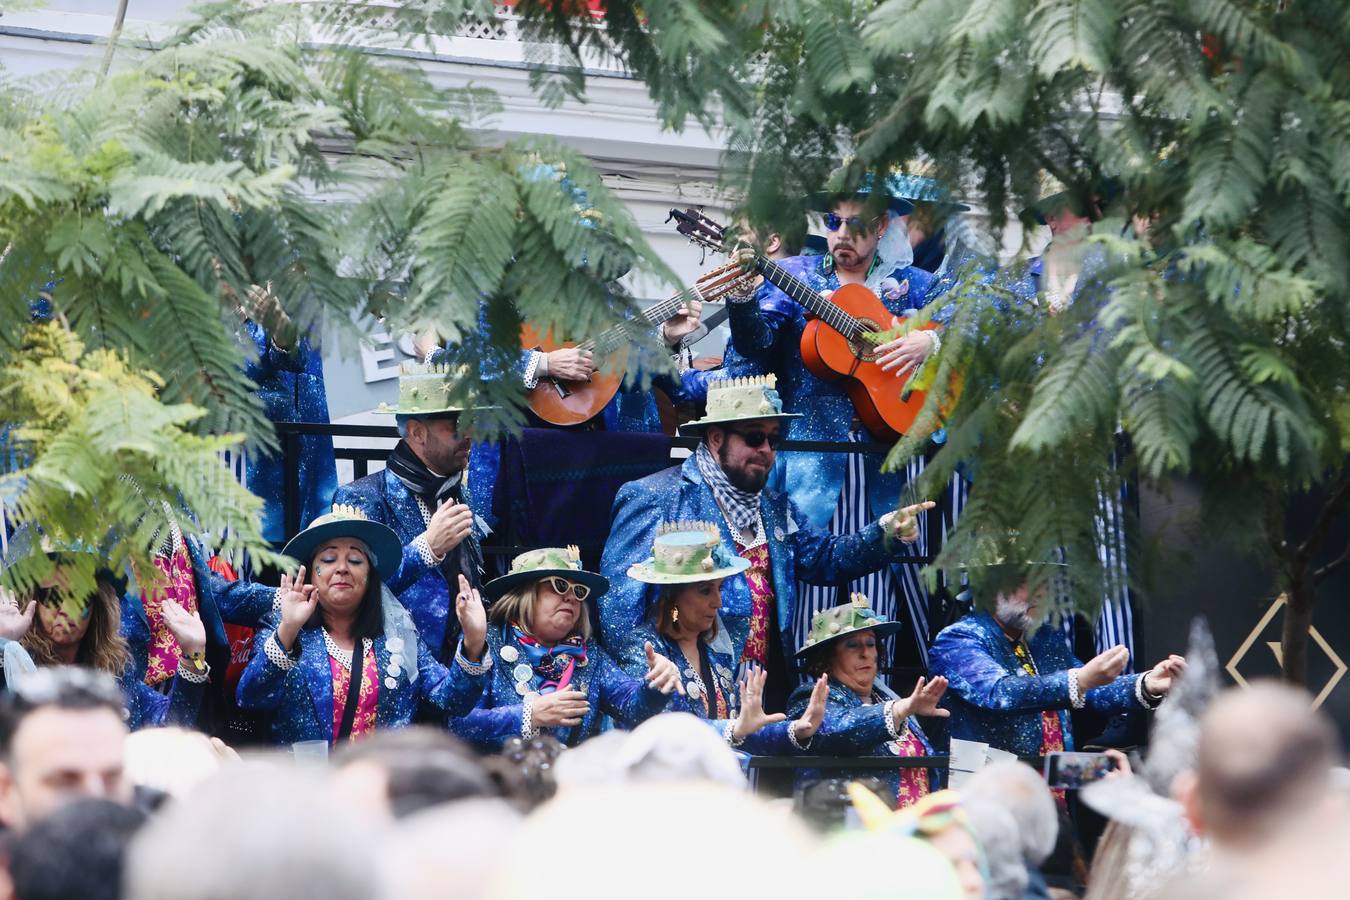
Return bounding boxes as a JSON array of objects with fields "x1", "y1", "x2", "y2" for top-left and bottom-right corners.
[
  {"x1": 823, "y1": 213, "x2": 881, "y2": 233},
  {"x1": 725, "y1": 427, "x2": 785, "y2": 450}
]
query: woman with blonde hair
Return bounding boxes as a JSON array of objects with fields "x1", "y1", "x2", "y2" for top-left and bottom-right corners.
[{"x1": 449, "y1": 547, "x2": 684, "y2": 750}]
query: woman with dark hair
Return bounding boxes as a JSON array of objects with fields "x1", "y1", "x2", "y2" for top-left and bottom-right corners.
[
  {"x1": 236, "y1": 507, "x2": 490, "y2": 746},
  {"x1": 787, "y1": 594, "x2": 949, "y2": 809},
  {"x1": 628, "y1": 523, "x2": 829, "y2": 752},
  {"x1": 0, "y1": 535, "x2": 209, "y2": 730}
]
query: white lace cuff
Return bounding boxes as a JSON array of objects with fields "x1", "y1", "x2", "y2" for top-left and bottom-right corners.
[
  {"x1": 411, "y1": 532, "x2": 443, "y2": 566},
  {"x1": 787, "y1": 720, "x2": 813, "y2": 752},
  {"x1": 176, "y1": 657, "x2": 211, "y2": 684},
  {"x1": 522, "y1": 350, "x2": 544, "y2": 389},
  {"x1": 722, "y1": 720, "x2": 746, "y2": 748},
  {"x1": 454, "y1": 643, "x2": 492, "y2": 676},
  {"x1": 926, "y1": 328, "x2": 942, "y2": 357},
  {"x1": 264, "y1": 634, "x2": 298, "y2": 671},
  {"x1": 1135, "y1": 673, "x2": 1163, "y2": 709},
  {"x1": 1068, "y1": 669, "x2": 1087, "y2": 709},
  {"x1": 521, "y1": 699, "x2": 537, "y2": 740},
  {"x1": 883, "y1": 699, "x2": 909, "y2": 741}
]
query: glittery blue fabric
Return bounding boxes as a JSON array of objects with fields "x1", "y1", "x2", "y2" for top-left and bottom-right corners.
[
  {"x1": 235, "y1": 616, "x2": 486, "y2": 745},
  {"x1": 332, "y1": 467, "x2": 485, "y2": 652},
  {"x1": 640, "y1": 630, "x2": 795, "y2": 755},
  {"x1": 786, "y1": 677, "x2": 939, "y2": 797},
  {"x1": 928, "y1": 612, "x2": 1144, "y2": 756},
  {"x1": 242, "y1": 322, "x2": 338, "y2": 545},
  {"x1": 447, "y1": 622, "x2": 671, "y2": 751},
  {"x1": 119, "y1": 668, "x2": 206, "y2": 731},
  {"x1": 722, "y1": 254, "x2": 940, "y2": 530},
  {"x1": 598, "y1": 454, "x2": 900, "y2": 674}
]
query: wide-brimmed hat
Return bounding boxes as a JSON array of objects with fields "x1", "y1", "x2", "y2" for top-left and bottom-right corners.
[
  {"x1": 375, "y1": 363, "x2": 490, "y2": 417},
  {"x1": 1024, "y1": 172, "x2": 1121, "y2": 225},
  {"x1": 482, "y1": 546, "x2": 609, "y2": 603},
  {"x1": 678, "y1": 374, "x2": 802, "y2": 437},
  {"x1": 281, "y1": 505, "x2": 403, "y2": 583},
  {"x1": 795, "y1": 593, "x2": 903, "y2": 659},
  {"x1": 805, "y1": 172, "x2": 915, "y2": 217},
  {"x1": 887, "y1": 173, "x2": 972, "y2": 212},
  {"x1": 627, "y1": 522, "x2": 751, "y2": 586}
]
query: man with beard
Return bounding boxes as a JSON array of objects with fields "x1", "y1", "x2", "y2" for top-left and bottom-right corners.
[
  {"x1": 332, "y1": 365, "x2": 486, "y2": 661},
  {"x1": 723, "y1": 176, "x2": 954, "y2": 680},
  {"x1": 599, "y1": 376, "x2": 932, "y2": 712},
  {"x1": 928, "y1": 575, "x2": 1185, "y2": 758}
]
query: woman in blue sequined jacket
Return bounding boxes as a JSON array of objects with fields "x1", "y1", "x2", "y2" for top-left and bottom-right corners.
[
  {"x1": 448, "y1": 547, "x2": 685, "y2": 752},
  {"x1": 625, "y1": 524, "x2": 830, "y2": 754},
  {"x1": 786, "y1": 595, "x2": 950, "y2": 809},
  {"x1": 237, "y1": 509, "x2": 491, "y2": 747}
]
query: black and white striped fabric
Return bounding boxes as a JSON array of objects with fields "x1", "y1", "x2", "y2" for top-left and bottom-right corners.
[{"x1": 793, "y1": 432, "x2": 933, "y2": 685}]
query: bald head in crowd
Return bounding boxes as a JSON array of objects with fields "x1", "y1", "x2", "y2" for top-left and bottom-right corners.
[{"x1": 1182, "y1": 681, "x2": 1341, "y2": 847}]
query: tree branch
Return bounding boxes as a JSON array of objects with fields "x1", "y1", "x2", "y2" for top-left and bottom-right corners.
[
  {"x1": 1314, "y1": 540, "x2": 1350, "y2": 586},
  {"x1": 1294, "y1": 459, "x2": 1350, "y2": 568}
]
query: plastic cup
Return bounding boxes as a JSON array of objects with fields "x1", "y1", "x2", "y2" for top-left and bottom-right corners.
[{"x1": 292, "y1": 740, "x2": 329, "y2": 764}]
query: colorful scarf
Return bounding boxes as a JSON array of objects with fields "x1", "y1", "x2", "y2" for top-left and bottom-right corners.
[{"x1": 511, "y1": 626, "x2": 587, "y2": 694}]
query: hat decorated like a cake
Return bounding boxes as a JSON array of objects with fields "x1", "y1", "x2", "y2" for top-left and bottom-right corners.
[
  {"x1": 678, "y1": 374, "x2": 802, "y2": 436},
  {"x1": 627, "y1": 522, "x2": 751, "y2": 585},
  {"x1": 376, "y1": 363, "x2": 485, "y2": 417}
]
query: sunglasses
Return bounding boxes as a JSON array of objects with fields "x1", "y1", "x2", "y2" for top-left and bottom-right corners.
[
  {"x1": 542, "y1": 576, "x2": 591, "y2": 602},
  {"x1": 725, "y1": 428, "x2": 784, "y2": 450},
  {"x1": 823, "y1": 213, "x2": 880, "y2": 233}
]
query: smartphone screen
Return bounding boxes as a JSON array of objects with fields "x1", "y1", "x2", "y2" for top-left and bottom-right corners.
[{"x1": 1042, "y1": 751, "x2": 1117, "y2": 790}]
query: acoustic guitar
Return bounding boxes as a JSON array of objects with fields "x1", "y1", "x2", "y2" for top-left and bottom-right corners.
[
  {"x1": 668, "y1": 207, "x2": 943, "y2": 441},
  {"x1": 522, "y1": 260, "x2": 756, "y2": 427}
]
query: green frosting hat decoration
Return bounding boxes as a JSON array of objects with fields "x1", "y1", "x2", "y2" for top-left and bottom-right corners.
[
  {"x1": 627, "y1": 521, "x2": 751, "y2": 585},
  {"x1": 376, "y1": 362, "x2": 486, "y2": 417},
  {"x1": 482, "y1": 545, "x2": 610, "y2": 603},
  {"x1": 796, "y1": 592, "x2": 903, "y2": 658},
  {"x1": 678, "y1": 374, "x2": 802, "y2": 436}
]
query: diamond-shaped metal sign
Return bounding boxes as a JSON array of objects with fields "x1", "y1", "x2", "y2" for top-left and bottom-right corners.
[{"x1": 1226, "y1": 595, "x2": 1347, "y2": 710}]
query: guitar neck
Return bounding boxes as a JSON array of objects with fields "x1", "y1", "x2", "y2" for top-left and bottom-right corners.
[
  {"x1": 587, "y1": 289, "x2": 697, "y2": 354},
  {"x1": 755, "y1": 258, "x2": 860, "y2": 339}
]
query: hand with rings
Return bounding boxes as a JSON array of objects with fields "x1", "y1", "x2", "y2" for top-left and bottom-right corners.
[
  {"x1": 454, "y1": 574, "x2": 488, "y2": 662},
  {"x1": 883, "y1": 500, "x2": 936, "y2": 544}
]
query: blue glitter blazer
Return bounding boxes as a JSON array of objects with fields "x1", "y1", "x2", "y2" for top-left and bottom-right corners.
[
  {"x1": 928, "y1": 612, "x2": 1150, "y2": 757},
  {"x1": 786, "y1": 677, "x2": 940, "y2": 797},
  {"x1": 599, "y1": 454, "x2": 903, "y2": 675},
  {"x1": 447, "y1": 622, "x2": 671, "y2": 751},
  {"x1": 332, "y1": 467, "x2": 486, "y2": 653},
  {"x1": 722, "y1": 253, "x2": 940, "y2": 530},
  {"x1": 235, "y1": 605, "x2": 488, "y2": 745},
  {"x1": 242, "y1": 322, "x2": 338, "y2": 545},
  {"x1": 641, "y1": 630, "x2": 797, "y2": 755}
]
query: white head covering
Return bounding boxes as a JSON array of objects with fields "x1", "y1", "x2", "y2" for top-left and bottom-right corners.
[{"x1": 866, "y1": 211, "x2": 913, "y2": 294}]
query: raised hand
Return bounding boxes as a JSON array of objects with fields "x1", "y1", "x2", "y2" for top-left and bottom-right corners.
[
  {"x1": 454, "y1": 573, "x2": 487, "y2": 662},
  {"x1": 276, "y1": 567, "x2": 318, "y2": 651},
  {"x1": 882, "y1": 500, "x2": 937, "y2": 544},
  {"x1": 545, "y1": 347, "x2": 594, "y2": 382},
  {"x1": 792, "y1": 673, "x2": 831, "y2": 741},
  {"x1": 893, "y1": 676, "x2": 949, "y2": 729},
  {"x1": 0, "y1": 588, "x2": 36, "y2": 642},
  {"x1": 731, "y1": 662, "x2": 787, "y2": 741},
  {"x1": 426, "y1": 500, "x2": 475, "y2": 559},
  {"x1": 660, "y1": 298, "x2": 703, "y2": 344},
  {"x1": 161, "y1": 598, "x2": 207, "y2": 657},
  {"x1": 1079, "y1": 645, "x2": 1131, "y2": 691},
  {"x1": 1143, "y1": 654, "x2": 1187, "y2": 696},
  {"x1": 530, "y1": 688, "x2": 590, "y2": 728},
  {"x1": 643, "y1": 641, "x2": 685, "y2": 696},
  {"x1": 876, "y1": 317, "x2": 938, "y2": 375}
]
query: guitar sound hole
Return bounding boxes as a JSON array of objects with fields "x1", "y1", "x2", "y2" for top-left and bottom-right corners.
[{"x1": 848, "y1": 318, "x2": 883, "y2": 363}]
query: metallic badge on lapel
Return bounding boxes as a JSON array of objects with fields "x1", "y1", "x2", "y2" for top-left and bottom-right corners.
[
  {"x1": 500, "y1": 645, "x2": 519, "y2": 663},
  {"x1": 774, "y1": 526, "x2": 786, "y2": 542}
]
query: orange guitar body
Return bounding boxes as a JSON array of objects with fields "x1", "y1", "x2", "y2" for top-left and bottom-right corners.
[
  {"x1": 798, "y1": 282, "x2": 942, "y2": 442},
  {"x1": 520, "y1": 325, "x2": 626, "y2": 427}
]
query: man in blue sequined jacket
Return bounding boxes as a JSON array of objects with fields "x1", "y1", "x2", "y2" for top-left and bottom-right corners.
[
  {"x1": 929, "y1": 578, "x2": 1186, "y2": 757},
  {"x1": 332, "y1": 366, "x2": 488, "y2": 661},
  {"x1": 599, "y1": 377, "x2": 932, "y2": 712}
]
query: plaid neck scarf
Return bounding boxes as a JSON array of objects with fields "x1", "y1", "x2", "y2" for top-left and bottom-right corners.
[{"x1": 695, "y1": 443, "x2": 762, "y2": 536}]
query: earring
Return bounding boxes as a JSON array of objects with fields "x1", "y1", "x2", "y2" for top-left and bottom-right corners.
[{"x1": 671, "y1": 608, "x2": 680, "y2": 624}]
